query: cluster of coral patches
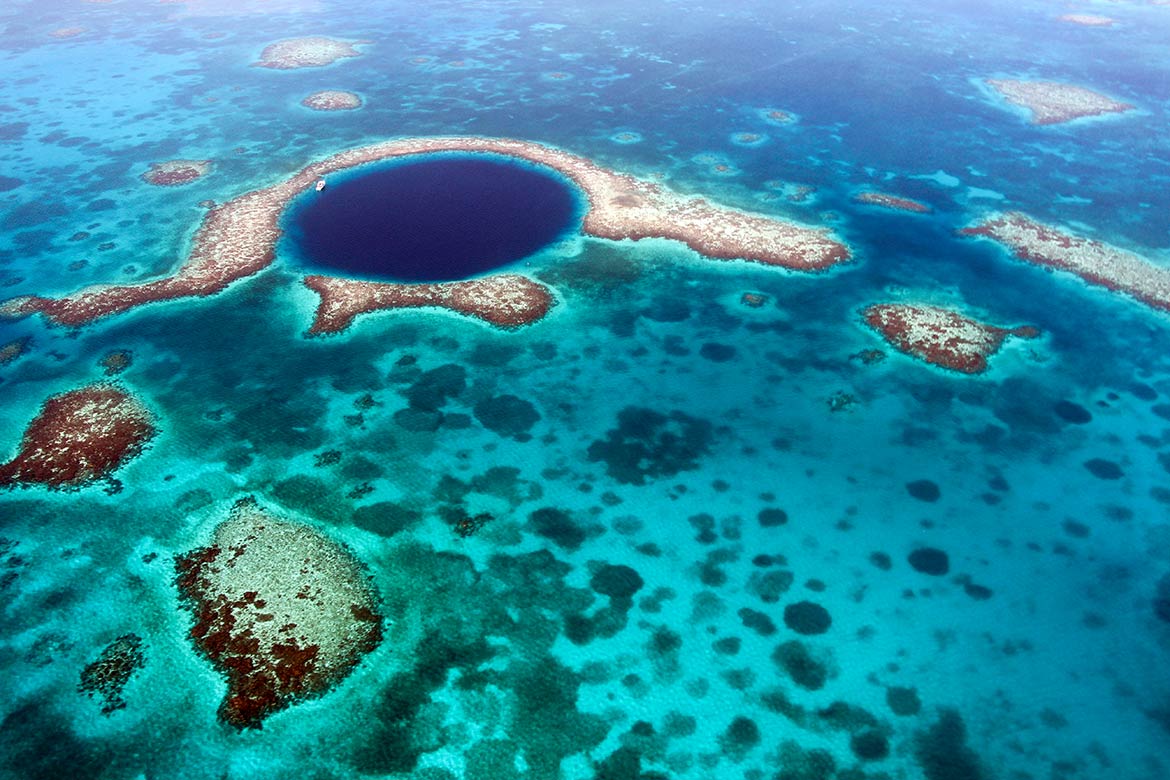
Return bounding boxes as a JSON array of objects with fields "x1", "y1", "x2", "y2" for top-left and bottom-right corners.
[
  {"x1": 1058, "y1": 13, "x2": 1115, "y2": 26},
  {"x1": 863, "y1": 303, "x2": 1038, "y2": 373},
  {"x1": 854, "y1": 191, "x2": 931, "y2": 213},
  {"x1": 303, "y1": 273, "x2": 555, "y2": 334},
  {"x1": 961, "y1": 212, "x2": 1170, "y2": 312},
  {"x1": 174, "y1": 497, "x2": 383, "y2": 729},
  {"x1": 0, "y1": 336, "x2": 32, "y2": 366},
  {"x1": 99, "y1": 349, "x2": 133, "y2": 376},
  {"x1": 78, "y1": 634, "x2": 146, "y2": 714},
  {"x1": 300, "y1": 90, "x2": 362, "y2": 111},
  {"x1": 141, "y1": 160, "x2": 212, "y2": 187},
  {"x1": 253, "y1": 37, "x2": 368, "y2": 69},
  {"x1": 0, "y1": 136, "x2": 849, "y2": 331},
  {"x1": 0, "y1": 383, "x2": 156, "y2": 490},
  {"x1": 985, "y1": 79, "x2": 1134, "y2": 124}
]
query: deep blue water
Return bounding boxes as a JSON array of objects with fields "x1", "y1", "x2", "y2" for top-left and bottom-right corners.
[
  {"x1": 1, "y1": 1, "x2": 1170, "y2": 779},
  {"x1": 288, "y1": 156, "x2": 580, "y2": 282}
]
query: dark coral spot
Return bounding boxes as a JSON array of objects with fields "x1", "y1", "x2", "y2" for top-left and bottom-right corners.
[
  {"x1": 906, "y1": 479, "x2": 940, "y2": 502},
  {"x1": 719, "y1": 716, "x2": 761, "y2": 759},
  {"x1": 737, "y1": 607, "x2": 777, "y2": 636},
  {"x1": 758, "y1": 507, "x2": 788, "y2": 527},
  {"x1": 771, "y1": 640, "x2": 827, "y2": 690},
  {"x1": 908, "y1": 547, "x2": 949, "y2": 576},
  {"x1": 404, "y1": 363, "x2": 466, "y2": 411},
  {"x1": 914, "y1": 709, "x2": 987, "y2": 780},
  {"x1": 1053, "y1": 400, "x2": 1091, "y2": 424},
  {"x1": 783, "y1": 600, "x2": 832, "y2": 635},
  {"x1": 474, "y1": 394, "x2": 540, "y2": 439},
  {"x1": 590, "y1": 564, "x2": 644, "y2": 600},
  {"x1": 699, "y1": 342, "x2": 737, "y2": 362},
  {"x1": 528, "y1": 507, "x2": 586, "y2": 551},
  {"x1": 869, "y1": 552, "x2": 892, "y2": 571},
  {"x1": 587, "y1": 407, "x2": 713, "y2": 485},
  {"x1": 887, "y1": 685, "x2": 922, "y2": 716},
  {"x1": 1084, "y1": 458, "x2": 1123, "y2": 480},
  {"x1": 851, "y1": 729, "x2": 890, "y2": 761}
]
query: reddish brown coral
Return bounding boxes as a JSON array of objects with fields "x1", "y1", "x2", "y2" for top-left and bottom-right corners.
[
  {"x1": 961, "y1": 212, "x2": 1170, "y2": 312},
  {"x1": 99, "y1": 349, "x2": 133, "y2": 376},
  {"x1": 174, "y1": 497, "x2": 383, "y2": 729},
  {"x1": 863, "y1": 303, "x2": 1038, "y2": 373},
  {"x1": 854, "y1": 191, "x2": 931, "y2": 213},
  {"x1": 303, "y1": 273, "x2": 555, "y2": 334},
  {"x1": 0, "y1": 383, "x2": 156, "y2": 489},
  {"x1": 78, "y1": 634, "x2": 146, "y2": 714},
  {"x1": 142, "y1": 160, "x2": 212, "y2": 186}
]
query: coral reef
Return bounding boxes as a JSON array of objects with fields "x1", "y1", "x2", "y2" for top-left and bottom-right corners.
[
  {"x1": 141, "y1": 160, "x2": 211, "y2": 186},
  {"x1": 986, "y1": 79, "x2": 1134, "y2": 124},
  {"x1": 863, "y1": 303, "x2": 1038, "y2": 373},
  {"x1": 173, "y1": 497, "x2": 383, "y2": 729},
  {"x1": 300, "y1": 90, "x2": 362, "y2": 111},
  {"x1": 78, "y1": 634, "x2": 146, "y2": 714},
  {"x1": 253, "y1": 37, "x2": 367, "y2": 69},
  {"x1": 962, "y1": 211, "x2": 1170, "y2": 312},
  {"x1": 0, "y1": 383, "x2": 156, "y2": 489}
]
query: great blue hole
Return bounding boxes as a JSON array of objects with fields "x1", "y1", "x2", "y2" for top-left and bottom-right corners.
[{"x1": 287, "y1": 154, "x2": 581, "y2": 282}]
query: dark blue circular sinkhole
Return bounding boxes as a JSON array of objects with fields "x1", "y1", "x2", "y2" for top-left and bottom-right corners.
[{"x1": 287, "y1": 155, "x2": 580, "y2": 282}]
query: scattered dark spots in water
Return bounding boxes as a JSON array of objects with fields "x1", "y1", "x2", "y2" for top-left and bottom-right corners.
[
  {"x1": 587, "y1": 407, "x2": 714, "y2": 485},
  {"x1": 0, "y1": 175, "x2": 21, "y2": 191},
  {"x1": 1084, "y1": 458, "x2": 1123, "y2": 480},
  {"x1": 1131, "y1": 383, "x2": 1158, "y2": 401},
  {"x1": 590, "y1": 563, "x2": 643, "y2": 600},
  {"x1": 850, "y1": 729, "x2": 891, "y2": 761},
  {"x1": 712, "y1": 636, "x2": 741, "y2": 655},
  {"x1": 1155, "y1": 574, "x2": 1170, "y2": 624},
  {"x1": 887, "y1": 685, "x2": 922, "y2": 716},
  {"x1": 721, "y1": 667, "x2": 756, "y2": 691},
  {"x1": 816, "y1": 700, "x2": 879, "y2": 733},
  {"x1": 747, "y1": 569, "x2": 794, "y2": 603},
  {"x1": 404, "y1": 363, "x2": 465, "y2": 411},
  {"x1": 987, "y1": 472, "x2": 1010, "y2": 492},
  {"x1": 908, "y1": 547, "x2": 949, "y2": 576},
  {"x1": 956, "y1": 575, "x2": 993, "y2": 601},
  {"x1": 699, "y1": 342, "x2": 737, "y2": 362},
  {"x1": 528, "y1": 507, "x2": 587, "y2": 551},
  {"x1": 737, "y1": 607, "x2": 777, "y2": 636},
  {"x1": 563, "y1": 613, "x2": 594, "y2": 645},
  {"x1": 906, "y1": 479, "x2": 940, "y2": 502},
  {"x1": 914, "y1": 709, "x2": 988, "y2": 780},
  {"x1": 642, "y1": 297, "x2": 690, "y2": 322},
  {"x1": 352, "y1": 502, "x2": 421, "y2": 537},
  {"x1": 1053, "y1": 400, "x2": 1091, "y2": 424},
  {"x1": 718, "y1": 715, "x2": 761, "y2": 760},
  {"x1": 784, "y1": 600, "x2": 832, "y2": 635},
  {"x1": 688, "y1": 512, "x2": 717, "y2": 544},
  {"x1": 474, "y1": 394, "x2": 540, "y2": 439},
  {"x1": 759, "y1": 507, "x2": 788, "y2": 527},
  {"x1": 393, "y1": 407, "x2": 443, "y2": 432},
  {"x1": 805, "y1": 579, "x2": 826, "y2": 592},
  {"x1": 0, "y1": 122, "x2": 28, "y2": 141},
  {"x1": 869, "y1": 552, "x2": 892, "y2": 571},
  {"x1": 87, "y1": 198, "x2": 117, "y2": 211},
  {"x1": 771, "y1": 640, "x2": 828, "y2": 690},
  {"x1": 662, "y1": 711, "x2": 697, "y2": 737},
  {"x1": 1153, "y1": 404, "x2": 1170, "y2": 421},
  {"x1": 1061, "y1": 519, "x2": 1090, "y2": 538}
]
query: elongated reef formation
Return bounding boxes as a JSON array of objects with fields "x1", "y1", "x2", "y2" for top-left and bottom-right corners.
[
  {"x1": 854, "y1": 191, "x2": 931, "y2": 213},
  {"x1": 0, "y1": 136, "x2": 850, "y2": 329},
  {"x1": 142, "y1": 160, "x2": 212, "y2": 186},
  {"x1": 301, "y1": 90, "x2": 362, "y2": 111},
  {"x1": 304, "y1": 273, "x2": 555, "y2": 334},
  {"x1": 986, "y1": 79, "x2": 1134, "y2": 124},
  {"x1": 863, "y1": 303, "x2": 1038, "y2": 373},
  {"x1": 961, "y1": 212, "x2": 1170, "y2": 312},
  {"x1": 0, "y1": 383, "x2": 156, "y2": 489},
  {"x1": 174, "y1": 497, "x2": 383, "y2": 729},
  {"x1": 253, "y1": 37, "x2": 367, "y2": 69}
]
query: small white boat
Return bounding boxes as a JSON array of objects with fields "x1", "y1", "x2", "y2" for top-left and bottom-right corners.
[{"x1": 315, "y1": 179, "x2": 326, "y2": 192}]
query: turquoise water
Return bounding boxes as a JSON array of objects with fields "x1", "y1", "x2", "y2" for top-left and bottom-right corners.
[{"x1": 1, "y1": 1, "x2": 1169, "y2": 778}]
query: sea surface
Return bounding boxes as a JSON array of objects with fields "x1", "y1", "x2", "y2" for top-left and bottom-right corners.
[{"x1": 1, "y1": 1, "x2": 1169, "y2": 779}]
